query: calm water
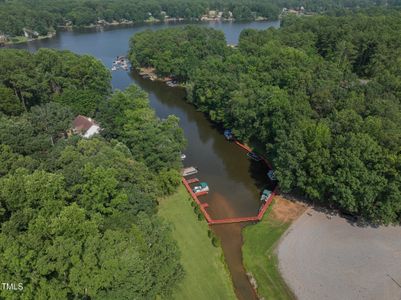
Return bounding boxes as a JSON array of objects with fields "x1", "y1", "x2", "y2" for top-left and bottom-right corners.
[{"x1": 15, "y1": 20, "x2": 279, "y2": 300}]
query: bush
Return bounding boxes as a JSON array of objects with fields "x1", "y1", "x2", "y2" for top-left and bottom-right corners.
[
  {"x1": 211, "y1": 236, "x2": 220, "y2": 247},
  {"x1": 207, "y1": 229, "x2": 220, "y2": 247}
]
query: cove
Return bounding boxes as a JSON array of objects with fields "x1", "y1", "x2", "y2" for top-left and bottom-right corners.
[{"x1": 14, "y1": 20, "x2": 280, "y2": 300}]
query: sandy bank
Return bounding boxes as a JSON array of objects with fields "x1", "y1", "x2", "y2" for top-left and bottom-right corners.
[{"x1": 278, "y1": 209, "x2": 401, "y2": 300}]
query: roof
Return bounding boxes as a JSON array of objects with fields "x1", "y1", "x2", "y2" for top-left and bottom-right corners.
[
  {"x1": 73, "y1": 115, "x2": 97, "y2": 133},
  {"x1": 83, "y1": 124, "x2": 100, "y2": 138}
]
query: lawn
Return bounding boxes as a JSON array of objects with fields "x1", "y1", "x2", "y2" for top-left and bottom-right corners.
[
  {"x1": 242, "y1": 200, "x2": 296, "y2": 300},
  {"x1": 7, "y1": 36, "x2": 29, "y2": 44},
  {"x1": 158, "y1": 185, "x2": 236, "y2": 300}
]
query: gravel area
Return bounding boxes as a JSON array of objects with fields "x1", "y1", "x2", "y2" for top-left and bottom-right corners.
[{"x1": 278, "y1": 208, "x2": 401, "y2": 300}]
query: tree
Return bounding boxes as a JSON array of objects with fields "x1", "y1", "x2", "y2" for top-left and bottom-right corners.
[
  {"x1": 0, "y1": 85, "x2": 24, "y2": 115},
  {"x1": 0, "y1": 48, "x2": 185, "y2": 299},
  {"x1": 54, "y1": 88, "x2": 104, "y2": 116},
  {"x1": 129, "y1": 14, "x2": 401, "y2": 223},
  {"x1": 29, "y1": 102, "x2": 73, "y2": 146}
]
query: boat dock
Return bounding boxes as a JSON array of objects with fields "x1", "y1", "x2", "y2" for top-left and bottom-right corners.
[
  {"x1": 181, "y1": 130, "x2": 277, "y2": 225},
  {"x1": 186, "y1": 178, "x2": 200, "y2": 184},
  {"x1": 182, "y1": 166, "x2": 198, "y2": 177},
  {"x1": 182, "y1": 176, "x2": 277, "y2": 225},
  {"x1": 111, "y1": 55, "x2": 129, "y2": 71},
  {"x1": 234, "y1": 140, "x2": 273, "y2": 169}
]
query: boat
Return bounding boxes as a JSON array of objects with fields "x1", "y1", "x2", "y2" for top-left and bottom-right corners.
[
  {"x1": 247, "y1": 151, "x2": 261, "y2": 162},
  {"x1": 224, "y1": 129, "x2": 234, "y2": 141},
  {"x1": 193, "y1": 182, "x2": 209, "y2": 193},
  {"x1": 181, "y1": 153, "x2": 186, "y2": 160},
  {"x1": 260, "y1": 189, "x2": 271, "y2": 202},
  {"x1": 112, "y1": 56, "x2": 130, "y2": 71},
  {"x1": 116, "y1": 55, "x2": 125, "y2": 62},
  {"x1": 166, "y1": 80, "x2": 178, "y2": 87},
  {"x1": 267, "y1": 170, "x2": 277, "y2": 181},
  {"x1": 182, "y1": 166, "x2": 198, "y2": 176}
]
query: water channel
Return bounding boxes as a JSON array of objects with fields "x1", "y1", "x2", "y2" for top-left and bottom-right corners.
[{"x1": 14, "y1": 20, "x2": 280, "y2": 300}]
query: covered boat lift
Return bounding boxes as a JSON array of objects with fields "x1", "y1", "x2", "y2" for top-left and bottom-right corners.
[{"x1": 182, "y1": 166, "x2": 198, "y2": 177}]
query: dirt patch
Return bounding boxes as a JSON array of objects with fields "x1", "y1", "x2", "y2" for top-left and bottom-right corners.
[
  {"x1": 139, "y1": 67, "x2": 172, "y2": 81},
  {"x1": 270, "y1": 195, "x2": 307, "y2": 223},
  {"x1": 139, "y1": 67, "x2": 156, "y2": 74},
  {"x1": 278, "y1": 209, "x2": 401, "y2": 300}
]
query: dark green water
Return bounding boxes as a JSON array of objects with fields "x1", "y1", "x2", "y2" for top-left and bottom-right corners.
[{"x1": 15, "y1": 20, "x2": 279, "y2": 300}]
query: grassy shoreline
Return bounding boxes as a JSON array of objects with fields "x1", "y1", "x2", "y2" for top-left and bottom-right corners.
[
  {"x1": 242, "y1": 197, "x2": 306, "y2": 300},
  {"x1": 4, "y1": 34, "x2": 55, "y2": 45},
  {"x1": 158, "y1": 185, "x2": 236, "y2": 300}
]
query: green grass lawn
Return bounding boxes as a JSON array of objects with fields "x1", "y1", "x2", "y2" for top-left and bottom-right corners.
[
  {"x1": 158, "y1": 185, "x2": 236, "y2": 300},
  {"x1": 242, "y1": 202, "x2": 295, "y2": 300},
  {"x1": 5, "y1": 34, "x2": 54, "y2": 45},
  {"x1": 7, "y1": 36, "x2": 29, "y2": 44}
]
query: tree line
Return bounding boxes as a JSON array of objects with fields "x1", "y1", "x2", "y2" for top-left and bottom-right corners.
[
  {"x1": 0, "y1": 0, "x2": 276, "y2": 37},
  {"x1": 0, "y1": 48, "x2": 186, "y2": 298},
  {"x1": 129, "y1": 11, "x2": 401, "y2": 224},
  {"x1": 1, "y1": 0, "x2": 398, "y2": 37}
]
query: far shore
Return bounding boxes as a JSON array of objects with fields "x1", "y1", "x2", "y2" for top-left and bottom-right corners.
[
  {"x1": 2, "y1": 17, "x2": 276, "y2": 46},
  {"x1": 3, "y1": 32, "x2": 56, "y2": 46}
]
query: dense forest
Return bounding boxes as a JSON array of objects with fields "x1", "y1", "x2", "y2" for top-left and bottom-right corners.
[
  {"x1": 129, "y1": 12, "x2": 401, "y2": 224},
  {"x1": 0, "y1": 48, "x2": 186, "y2": 298},
  {"x1": 1, "y1": 0, "x2": 399, "y2": 38}
]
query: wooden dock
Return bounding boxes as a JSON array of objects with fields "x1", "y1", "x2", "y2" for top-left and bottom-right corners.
[
  {"x1": 186, "y1": 178, "x2": 200, "y2": 184},
  {"x1": 180, "y1": 136, "x2": 277, "y2": 225},
  {"x1": 234, "y1": 140, "x2": 273, "y2": 169},
  {"x1": 182, "y1": 177, "x2": 277, "y2": 225},
  {"x1": 182, "y1": 166, "x2": 198, "y2": 177}
]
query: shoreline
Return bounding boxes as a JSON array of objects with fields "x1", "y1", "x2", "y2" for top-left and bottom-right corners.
[
  {"x1": 158, "y1": 185, "x2": 236, "y2": 299},
  {"x1": 242, "y1": 195, "x2": 307, "y2": 299},
  {"x1": 133, "y1": 65, "x2": 298, "y2": 298},
  {"x1": 2, "y1": 18, "x2": 277, "y2": 46},
  {"x1": 3, "y1": 32, "x2": 56, "y2": 46}
]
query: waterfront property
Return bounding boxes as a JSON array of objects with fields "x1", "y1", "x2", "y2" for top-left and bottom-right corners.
[
  {"x1": 243, "y1": 197, "x2": 306, "y2": 300},
  {"x1": 0, "y1": 34, "x2": 7, "y2": 46},
  {"x1": 11, "y1": 20, "x2": 284, "y2": 300},
  {"x1": 158, "y1": 186, "x2": 236, "y2": 300},
  {"x1": 72, "y1": 115, "x2": 101, "y2": 138},
  {"x1": 181, "y1": 138, "x2": 277, "y2": 225}
]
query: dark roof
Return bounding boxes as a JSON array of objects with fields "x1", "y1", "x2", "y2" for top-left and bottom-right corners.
[{"x1": 73, "y1": 115, "x2": 97, "y2": 133}]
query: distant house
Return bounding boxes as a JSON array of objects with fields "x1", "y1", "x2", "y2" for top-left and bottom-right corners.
[
  {"x1": 73, "y1": 115, "x2": 101, "y2": 138},
  {"x1": 282, "y1": 7, "x2": 305, "y2": 16},
  {"x1": 0, "y1": 34, "x2": 7, "y2": 46},
  {"x1": 208, "y1": 10, "x2": 217, "y2": 18},
  {"x1": 23, "y1": 28, "x2": 39, "y2": 39}
]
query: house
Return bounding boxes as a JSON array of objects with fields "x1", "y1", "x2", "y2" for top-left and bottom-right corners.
[
  {"x1": 72, "y1": 115, "x2": 101, "y2": 138},
  {"x1": 0, "y1": 34, "x2": 7, "y2": 46},
  {"x1": 23, "y1": 28, "x2": 39, "y2": 39}
]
